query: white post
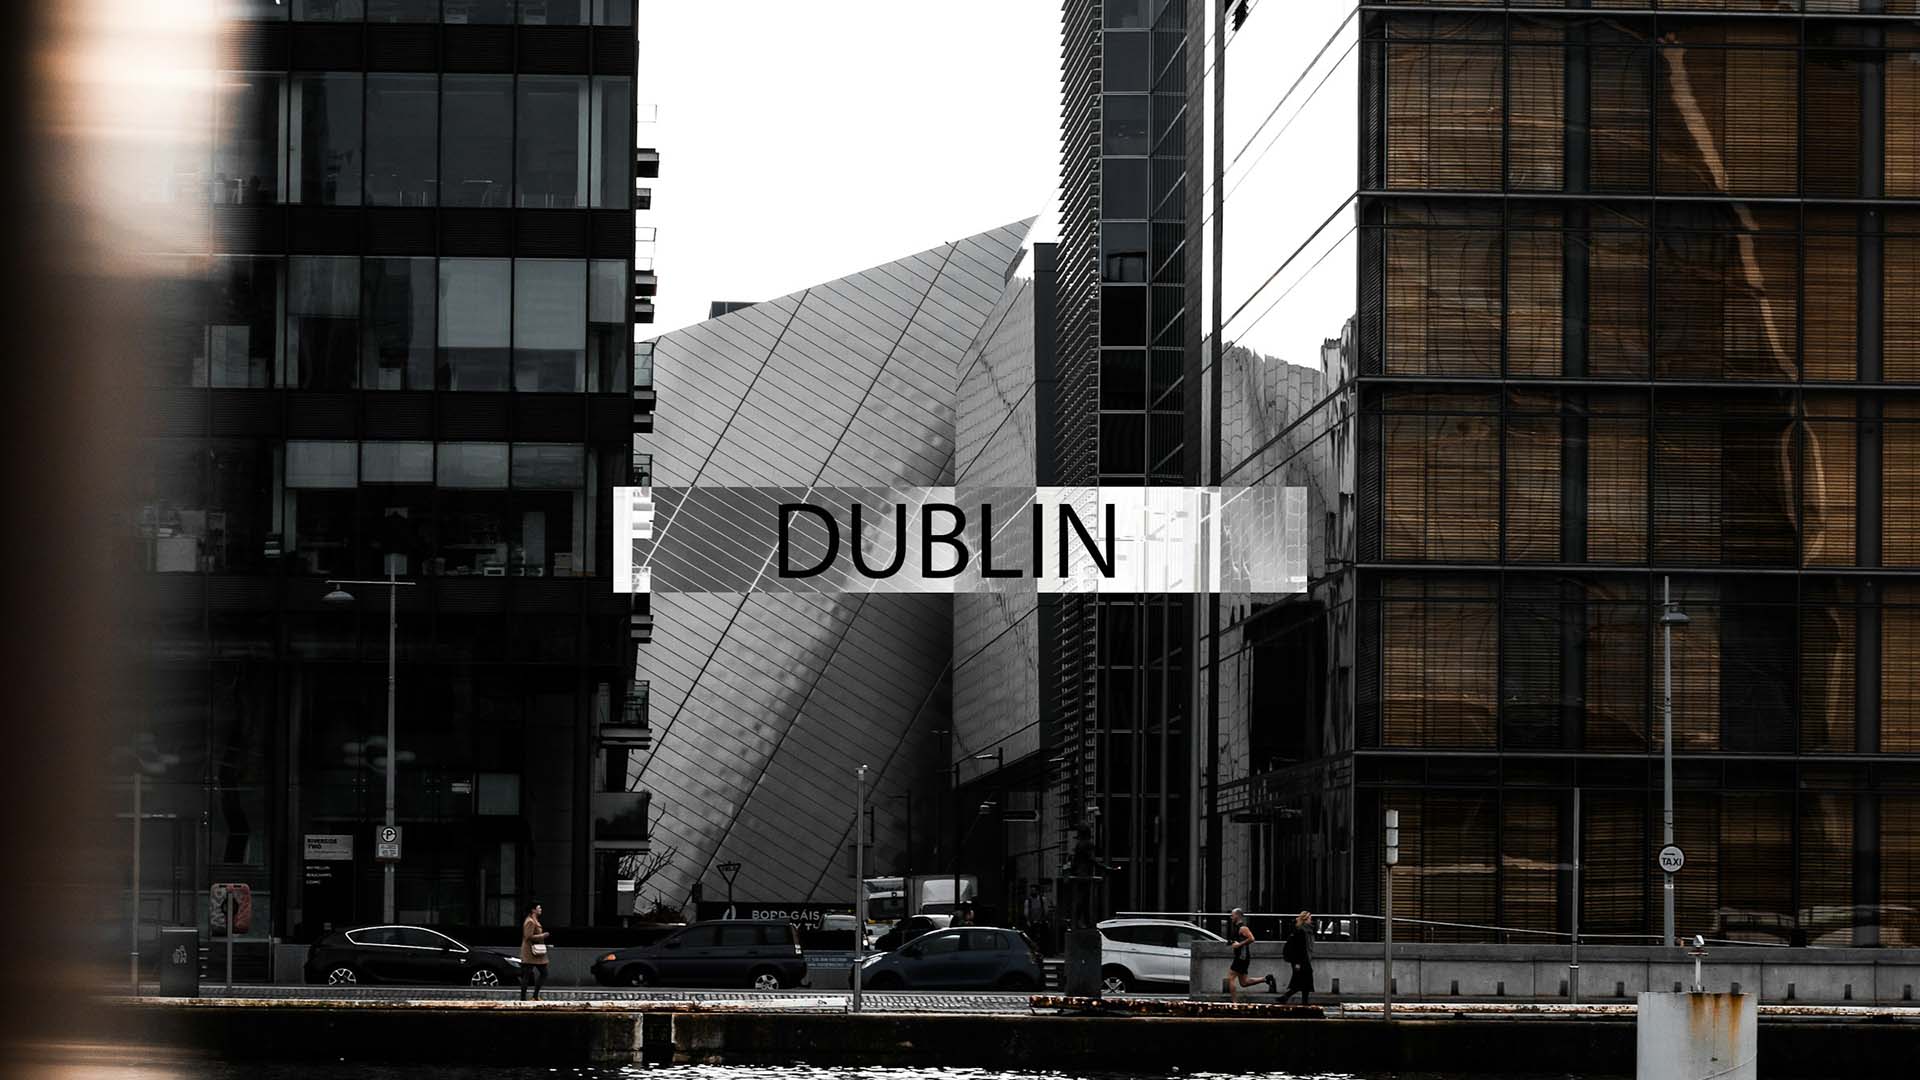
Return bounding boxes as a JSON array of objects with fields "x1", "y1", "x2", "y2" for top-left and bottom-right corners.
[
  {"x1": 853, "y1": 764, "x2": 868, "y2": 1012},
  {"x1": 131, "y1": 771, "x2": 141, "y2": 996},
  {"x1": 1570, "y1": 788, "x2": 1581, "y2": 1004},
  {"x1": 384, "y1": 567, "x2": 398, "y2": 925},
  {"x1": 225, "y1": 888, "x2": 235, "y2": 990},
  {"x1": 1661, "y1": 576, "x2": 1676, "y2": 949},
  {"x1": 1383, "y1": 808, "x2": 1398, "y2": 1019}
]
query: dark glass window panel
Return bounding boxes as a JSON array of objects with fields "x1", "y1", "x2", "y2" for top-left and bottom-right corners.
[
  {"x1": 1103, "y1": 158, "x2": 1149, "y2": 219},
  {"x1": 288, "y1": 256, "x2": 361, "y2": 390},
  {"x1": 442, "y1": 76, "x2": 513, "y2": 208},
  {"x1": 1802, "y1": 409, "x2": 1856, "y2": 567},
  {"x1": 1101, "y1": 222, "x2": 1148, "y2": 282},
  {"x1": 591, "y1": 76, "x2": 633, "y2": 209},
  {"x1": 588, "y1": 260, "x2": 628, "y2": 392},
  {"x1": 593, "y1": 0, "x2": 632, "y2": 26},
  {"x1": 1886, "y1": 234, "x2": 1920, "y2": 382},
  {"x1": 214, "y1": 73, "x2": 284, "y2": 205},
  {"x1": 514, "y1": 259, "x2": 586, "y2": 392},
  {"x1": 1888, "y1": 407, "x2": 1920, "y2": 568},
  {"x1": 1099, "y1": 413, "x2": 1145, "y2": 475},
  {"x1": 518, "y1": 76, "x2": 588, "y2": 209},
  {"x1": 1103, "y1": 0, "x2": 1147, "y2": 30},
  {"x1": 1100, "y1": 350, "x2": 1145, "y2": 411},
  {"x1": 1500, "y1": 793, "x2": 1560, "y2": 933},
  {"x1": 1104, "y1": 32, "x2": 1149, "y2": 92},
  {"x1": 1583, "y1": 580, "x2": 1647, "y2": 749},
  {"x1": 1148, "y1": 350, "x2": 1181, "y2": 403},
  {"x1": 1655, "y1": 36, "x2": 1798, "y2": 196},
  {"x1": 291, "y1": 73, "x2": 362, "y2": 206},
  {"x1": 369, "y1": 0, "x2": 439, "y2": 20},
  {"x1": 444, "y1": 0, "x2": 514, "y2": 22},
  {"x1": 296, "y1": 0, "x2": 366, "y2": 17},
  {"x1": 1891, "y1": 43, "x2": 1920, "y2": 196},
  {"x1": 1800, "y1": 595, "x2": 1856, "y2": 752},
  {"x1": 209, "y1": 257, "x2": 282, "y2": 388},
  {"x1": 363, "y1": 257, "x2": 436, "y2": 390},
  {"x1": 1101, "y1": 284, "x2": 1147, "y2": 346},
  {"x1": 149, "y1": 259, "x2": 204, "y2": 387},
  {"x1": 1653, "y1": 228, "x2": 1798, "y2": 380},
  {"x1": 1806, "y1": 53, "x2": 1864, "y2": 197},
  {"x1": 520, "y1": 0, "x2": 588, "y2": 23},
  {"x1": 437, "y1": 442, "x2": 509, "y2": 488},
  {"x1": 438, "y1": 259, "x2": 511, "y2": 390},
  {"x1": 1799, "y1": 795, "x2": 1854, "y2": 943},
  {"x1": 1103, "y1": 95, "x2": 1149, "y2": 156},
  {"x1": 439, "y1": 490, "x2": 511, "y2": 575},
  {"x1": 286, "y1": 488, "x2": 357, "y2": 577},
  {"x1": 367, "y1": 75, "x2": 438, "y2": 207}
]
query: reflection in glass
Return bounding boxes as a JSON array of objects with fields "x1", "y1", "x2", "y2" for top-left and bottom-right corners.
[
  {"x1": 514, "y1": 259, "x2": 586, "y2": 392},
  {"x1": 214, "y1": 74, "x2": 284, "y2": 205},
  {"x1": 593, "y1": 0, "x2": 632, "y2": 26},
  {"x1": 1104, "y1": 0, "x2": 1148, "y2": 30},
  {"x1": 441, "y1": 490, "x2": 510, "y2": 575},
  {"x1": 296, "y1": 0, "x2": 366, "y2": 18},
  {"x1": 437, "y1": 442, "x2": 510, "y2": 488},
  {"x1": 290, "y1": 73, "x2": 363, "y2": 206},
  {"x1": 1103, "y1": 95, "x2": 1149, "y2": 155},
  {"x1": 366, "y1": 75, "x2": 438, "y2": 206},
  {"x1": 591, "y1": 76, "x2": 632, "y2": 209},
  {"x1": 361, "y1": 442, "x2": 434, "y2": 483},
  {"x1": 445, "y1": 0, "x2": 515, "y2": 22},
  {"x1": 588, "y1": 260, "x2": 629, "y2": 392},
  {"x1": 369, "y1": 0, "x2": 440, "y2": 19},
  {"x1": 518, "y1": 76, "x2": 588, "y2": 208},
  {"x1": 288, "y1": 257, "x2": 361, "y2": 390},
  {"x1": 438, "y1": 259, "x2": 511, "y2": 390},
  {"x1": 442, "y1": 76, "x2": 513, "y2": 207},
  {"x1": 363, "y1": 257, "x2": 436, "y2": 389},
  {"x1": 513, "y1": 445, "x2": 585, "y2": 575},
  {"x1": 209, "y1": 257, "x2": 282, "y2": 388},
  {"x1": 521, "y1": 0, "x2": 588, "y2": 23},
  {"x1": 150, "y1": 258, "x2": 206, "y2": 387},
  {"x1": 285, "y1": 442, "x2": 357, "y2": 575},
  {"x1": 1103, "y1": 159, "x2": 1149, "y2": 219}
]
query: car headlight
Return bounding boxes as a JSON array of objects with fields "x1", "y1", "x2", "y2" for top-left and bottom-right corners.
[
  {"x1": 861, "y1": 954, "x2": 885, "y2": 966},
  {"x1": 599, "y1": 953, "x2": 619, "y2": 963}
]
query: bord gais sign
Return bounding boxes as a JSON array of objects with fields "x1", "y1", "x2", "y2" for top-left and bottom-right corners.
[{"x1": 614, "y1": 486, "x2": 1307, "y2": 595}]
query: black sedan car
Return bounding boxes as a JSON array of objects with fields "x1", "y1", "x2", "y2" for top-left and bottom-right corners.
[
  {"x1": 859, "y1": 926, "x2": 1042, "y2": 991},
  {"x1": 303, "y1": 925, "x2": 521, "y2": 988},
  {"x1": 590, "y1": 919, "x2": 806, "y2": 990}
]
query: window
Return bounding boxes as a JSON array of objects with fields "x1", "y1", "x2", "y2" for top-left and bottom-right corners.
[
  {"x1": 437, "y1": 443, "x2": 509, "y2": 488},
  {"x1": 513, "y1": 260, "x2": 586, "y2": 391},
  {"x1": 363, "y1": 257, "x2": 436, "y2": 390},
  {"x1": 1104, "y1": 33, "x2": 1149, "y2": 92},
  {"x1": 1103, "y1": 95, "x2": 1149, "y2": 155},
  {"x1": 366, "y1": 75, "x2": 438, "y2": 207},
  {"x1": 521, "y1": 0, "x2": 588, "y2": 24},
  {"x1": 290, "y1": 73, "x2": 362, "y2": 206},
  {"x1": 369, "y1": 0, "x2": 438, "y2": 19},
  {"x1": 915, "y1": 932, "x2": 962, "y2": 956},
  {"x1": 1656, "y1": 31, "x2": 1798, "y2": 196},
  {"x1": 591, "y1": 77, "x2": 633, "y2": 209},
  {"x1": 514, "y1": 445, "x2": 582, "y2": 576},
  {"x1": 673, "y1": 925, "x2": 720, "y2": 948},
  {"x1": 361, "y1": 442, "x2": 433, "y2": 576},
  {"x1": 286, "y1": 441, "x2": 357, "y2": 577},
  {"x1": 518, "y1": 77, "x2": 589, "y2": 208},
  {"x1": 1104, "y1": 0, "x2": 1147, "y2": 30},
  {"x1": 438, "y1": 444, "x2": 509, "y2": 574},
  {"x1": 1101, "y1": 351, "x2": 1145, "y2": 411},
  {"x1": 1101, "y1": 223, "x2": 1148, "y2": 283},
  {"x1": 214, "y1": 74, "x2": 283, "y2": 204},
  {"x1": 1385, "y1": 221, "x2": 1499, "y2": 376},
  {"x1": 1379, "y1": 578, "x2": 1497, "y2": 748},
  {"x1": 444, "y1": 0, "x2": 515, "y2": 22},
  {"x1": 350, "y1": 927, "x2": 400, "y2": 946},
  {"x1": 442, "y1": 76, "x2": 513, "y2": 207},
  {"x1": 361, "y1": 442, "x2": 433, "y2": 484},
  {"x1": 296, "y1": 0, "x2": 365, "y2": 17},
  {"x1": 592, "y1": 0, "x2": 632, "y2": 26},
  {"x1": 717, "y1": 924, "x2": 758, "y2": 947},
  {"x1": 394, "y1": 927, "x2": 450, "y2": 949},
  {"x1": 1387, "y1": 40, "x2": 1502, "y2": 190},
  {"x1": 588, "y1": 260, "x2": 629, "y2": 391},
  {"x1": 208, "y1": 257, "x2": 282, "y2": 388},
  {"x1": 438, "y1": 259, "x2": 511, "y2": 390},
  {"x1": 288, "y1": 257, "x2": 360, "y2": 390},
  {"x1": 287, "y1": 441, "x2": 358, "y2": 488}
]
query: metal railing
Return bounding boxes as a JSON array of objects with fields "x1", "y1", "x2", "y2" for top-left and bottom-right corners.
[{"x1": 1116, "y1": 911, "x2": 1796, "y2": 949}]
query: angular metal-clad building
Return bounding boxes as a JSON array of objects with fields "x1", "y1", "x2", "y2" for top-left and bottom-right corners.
[{"x1": 633, "y1": 221, "x2": 1034, "y2": 908}]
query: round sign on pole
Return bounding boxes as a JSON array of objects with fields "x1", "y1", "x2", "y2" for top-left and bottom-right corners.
[
  {"x1": 1658, "y1": 844, "x2": 1685, "y2": 874},
  {"x1": 380, "y1": 826, "x2": 397, "y2": 843}
]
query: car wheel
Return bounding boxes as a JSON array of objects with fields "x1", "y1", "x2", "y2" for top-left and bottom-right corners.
[
  {"x1": 749, "y1": 968, "x2": 783, "y2": 992},
  {"x1": 997, "y1": 972, "x2": 1036, "y2": 992},
  {"x1": 469, "y1": 968, "x2": 500, "y2": 988},
  {"x1": 868, "y1": 972, "x2": 903, "y2": 991},
  {"x1": 622, "y1": 965, "x2": 653, "y2": 987},
  {"x1": 1101, "y1": 967, "x2": 1133, "y2": 994},
  {"x1": 326, "y1": 966, "x2": 359, "y2": 986}
]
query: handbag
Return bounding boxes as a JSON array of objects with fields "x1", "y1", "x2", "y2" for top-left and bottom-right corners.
[{"x1": 531, "y1": 943, "x2": 548, "y2": 957}]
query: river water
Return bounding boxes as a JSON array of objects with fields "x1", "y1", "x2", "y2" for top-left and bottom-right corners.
[{"x1": 40, "y1": 1061, "x2": 1597, "y2": 1080}]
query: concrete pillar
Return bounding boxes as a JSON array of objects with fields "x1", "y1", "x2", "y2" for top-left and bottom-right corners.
[
  {"x1": 1064, "y1": 927, "x2": 1102, "y2": 997},
  {"x1": 1635, "y1": 992, "x2": 1756, "y2": 1080}
]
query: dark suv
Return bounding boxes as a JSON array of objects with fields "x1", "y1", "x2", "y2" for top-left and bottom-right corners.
[
  {"x1": 590, "y1": 919, "x2": 806, "y2": 990},
  {"x1": 303, "y1": 925, "x2": 521, "y2": 987}
]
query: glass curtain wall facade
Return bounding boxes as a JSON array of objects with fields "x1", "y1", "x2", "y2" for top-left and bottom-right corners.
[
  {"x1": 127, "y1": 3, "x2": 642, "y2": 941},
  {"x1": 1354, "y1": 0, "x2": 1920, "y2": 946},
  {"x1": 1053, "y1": 0, "x2": 1204, "y2": 921}
]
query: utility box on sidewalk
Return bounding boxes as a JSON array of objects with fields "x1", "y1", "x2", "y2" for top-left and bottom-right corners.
[
  {"x1": 1064, "y1": 928, "x2": 1102, "y2": 997},
  {"x1": 158, "y1": 926, "x2": 199, "y2": 998}
]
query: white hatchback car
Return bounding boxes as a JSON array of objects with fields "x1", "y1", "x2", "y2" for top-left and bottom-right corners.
[{"x1": 1096, "y1": 918, "x2": 1223, "y2": 992}]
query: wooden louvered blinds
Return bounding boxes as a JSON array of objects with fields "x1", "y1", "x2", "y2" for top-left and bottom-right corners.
[
  {"x1": 1804, "y1": 50, "x2": 1864, "y2": 197},
  {"x1": 1799, "y1": 794, "x2": 1854, "y2": 947},
  {"x1": 1669, "y1": 793, "x2": 1722, "y2": 941},
  {"x1": 1501, "y1": 792, "x2": 1561, "y2": 937},
  {"x1": 1508, "y1": 39, "x2": 1565, "y2": 191},
  {"x1": 1885, "y1": 585, "x2": 1920, "y2": 754},
  {"x1": 1588, "y1": 228, "x2": 1651, "y2": 377},
  {"x1": 1382, "y1": 392, "x2": 1499, "y2": 560},
  {"x1": 1799, "y1": 586, "x2": 1858, "y2": 753},
  {"x1": 1720, "y1": 794, "x2": 1793, "y2": 944},
  {"x1": 1383, "y1": 795, "x2": 1499, "y2": 943},
  {"x1": 1887, "y1": 402, "x2": 1920, "y2": 566},
  {"x1": 1654, "y1": 226, "x2": 1799, "y2": 381},
  {"x1": 1881, "y1": 797, "x2": 1920, "y2": 948},
  {"x1": 1887, "y1": 40, "x2": 1920, "y2": 198},
  {"x1": 1801, "y1": 399, "x2": 1857, "y2": 567},
  {"x1": 1503, "y1": 399, "x2": 1561, "y2": 562},
  {"x1": 1586, "y1": 580, "x2": 1651, "y2": 749},
  {"x1": 1591, "y1": 44, "x2": 1652, "y2": 193},
  {"x1": 1386, "y1": 227, "x2": 1501, "y2": 376},
  {"x1": 1507, "y1": 228, "x2": 1563, "y2": 377},
  {"x1": 1387, "y1": 39, "x2": 1503, "y2": 190},
  {"x1": 1802, "y1": 231, "x2": 1858, "y2": 383},
  {"x1": 1581, "y1": 794, "x2": 1647, "y2": 937},
  {"x1": 1655, "y1": 28, "x2": 1799, "y2": 196},
  {"x1": 1587, "y1": 397, "x2": 1649, "y2": 562},
  {"x1": 1886, "y1": 233, "x2": 1920, "y2": 382},
  {"x1": 1380, "y1": 577, "x2": 1498, "y2": 748}
]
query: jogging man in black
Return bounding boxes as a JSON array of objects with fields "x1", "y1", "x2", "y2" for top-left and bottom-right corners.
[{"x1": 1220, "y1": 907, "x2": 1277, "y2": 1001}]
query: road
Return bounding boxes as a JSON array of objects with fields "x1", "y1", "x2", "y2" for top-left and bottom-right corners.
[{"x1": 192, "y1": 984, "x2": 1141, "y2": 1012}]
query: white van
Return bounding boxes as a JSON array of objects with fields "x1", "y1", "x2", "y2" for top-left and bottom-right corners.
[{"x1": 1096, "y1": 918, "x2": 1223, "y2": 992}]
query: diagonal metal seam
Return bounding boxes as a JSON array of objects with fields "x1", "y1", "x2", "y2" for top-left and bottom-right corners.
[
  {"x1": 631, "y1": 293, "x2": 812, "y2": 785},
  {"x1": 690, "y1": 236, "x2": 970, "y2": 890}
]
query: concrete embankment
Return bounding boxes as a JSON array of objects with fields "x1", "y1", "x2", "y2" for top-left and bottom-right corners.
[{"x1": 102, "y1": 999, "x2": 1920, "y2": 1076}]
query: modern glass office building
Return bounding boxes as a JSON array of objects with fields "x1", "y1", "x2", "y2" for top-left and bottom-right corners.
[{"x1": 125, "y1": 1, "x2": 651, "y2": 940}]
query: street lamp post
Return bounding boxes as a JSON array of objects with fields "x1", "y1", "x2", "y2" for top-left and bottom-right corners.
[
  {"x1": 716, "y1": 861, "x2": 742, "y2": 917},
  {"x1": 324, "y1": 561, "x2": 415, "y2": 924},
  {"x1": 885, "y1": 792, "x2": 912, "y2": 875},
  {"x1": 951, "y1": 750, "x2": 1002, "y2": 918},
  {"x1": 1659, "y1": 576, "x2": 1690, "y2": 949},
  {"x1": 853, "y1": 765, "x2": 868, "y2": 1012}
]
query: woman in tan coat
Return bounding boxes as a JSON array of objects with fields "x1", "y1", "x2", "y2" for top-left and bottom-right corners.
[{"x1": 519, "y1": 901, "x2": 550, "y2": 1000}]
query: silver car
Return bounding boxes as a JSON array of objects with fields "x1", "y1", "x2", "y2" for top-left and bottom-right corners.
[{"x1": 1096, "y1": 918, "x2": 1223, "y2": 992}]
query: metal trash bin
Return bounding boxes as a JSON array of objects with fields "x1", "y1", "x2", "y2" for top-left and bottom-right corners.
[{"x1": 158, "y1": 926, "x2": 198, "y2": 998}]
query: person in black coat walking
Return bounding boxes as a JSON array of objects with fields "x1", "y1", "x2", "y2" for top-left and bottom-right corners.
[{"x1": 1278, "y1": 910, "x2": 1315, "y2": 1005}]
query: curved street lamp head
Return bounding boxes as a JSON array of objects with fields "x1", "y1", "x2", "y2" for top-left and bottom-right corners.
[
  {"x1": 1660, "y1": 606, "x2": 1691, "y2": 627},
  {"x1": 322, "y1": 587, "x2": 356, "y2": 607}
]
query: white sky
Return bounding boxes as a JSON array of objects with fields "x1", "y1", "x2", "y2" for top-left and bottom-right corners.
[{"x1": 637, "y1": 1, "x2": 1062, "y2": 336}]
